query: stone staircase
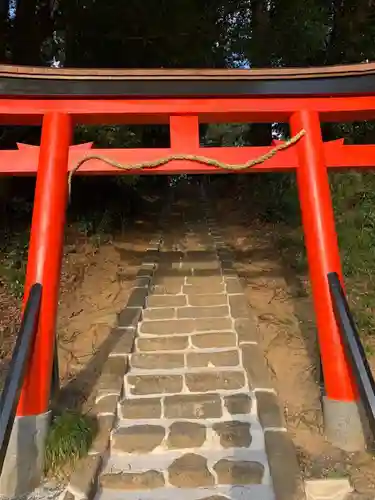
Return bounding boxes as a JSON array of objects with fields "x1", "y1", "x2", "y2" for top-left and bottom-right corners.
[
  {"x1": 62, "y1": 200, "x2": 304, "y2": 500},
  {"x1": 91, "y1": 209, "x2": 303, "y2": 500}
]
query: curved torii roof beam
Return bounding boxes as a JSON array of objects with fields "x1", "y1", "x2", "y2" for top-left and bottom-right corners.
[{"x1": 1, "y1": 62, "x2": 375, "y2": 97}]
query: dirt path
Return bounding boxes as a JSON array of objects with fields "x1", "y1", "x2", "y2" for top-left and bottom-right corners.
[{"x1": 214, "y1": 200, "x2": 375, "y2": 497}]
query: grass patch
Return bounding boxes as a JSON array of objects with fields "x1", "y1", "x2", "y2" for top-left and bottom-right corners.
[{"x1": 44, "y1": 411, "x2": 97, "y2": 478}]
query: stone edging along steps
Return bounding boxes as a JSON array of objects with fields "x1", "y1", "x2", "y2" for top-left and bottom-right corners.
[{"x1": 61, "y1": 201, "x2": 305, "y2": 500}]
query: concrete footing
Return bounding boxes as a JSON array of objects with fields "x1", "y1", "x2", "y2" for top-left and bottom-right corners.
[
  {"x1": 323, "y1": 397, "x2": 366, "y2": 452},
  {"x1": 305, "y1": 478, "x2": 353, "y2": 500},
  {"x1": 0, "y1": 411, "x2": 51, "y2": 498}
]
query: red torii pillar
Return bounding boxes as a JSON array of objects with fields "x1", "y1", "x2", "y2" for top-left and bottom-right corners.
[
  {"x1": 291, "y1": 110, "x2": 363, "y2": 451},
  {"x1": 18, "y1": 112, "x2": 71, "y2": 415},
  {"x1": 0, "y1": 113, "x2": 72, "y2": 496}
]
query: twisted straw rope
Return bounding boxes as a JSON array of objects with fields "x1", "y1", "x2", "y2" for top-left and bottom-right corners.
[{"x1": 68, "y1": 129, "x2": 306, "y2": 198}]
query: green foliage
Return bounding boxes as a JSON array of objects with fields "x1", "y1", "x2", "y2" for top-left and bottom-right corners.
[
  {"x1": 59, "y1": 0, "x2": 229, "y2": 68},
  {"x1": 75, "y1": 125, "x2": 142, "y2": 149},
  {"x1": 44, "y1": 411, "x2": 96, "y2": 476},
  {"x1": 203, "y1": 123, "x2": 250, "y2": 147},
  {"x1": 244, "y1": 173, "x2": 301, "y2": 225}
]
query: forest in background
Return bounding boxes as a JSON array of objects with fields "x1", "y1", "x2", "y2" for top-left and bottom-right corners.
[{"x1": 1, "y1": 0, "x2": 375, "y2": 337}]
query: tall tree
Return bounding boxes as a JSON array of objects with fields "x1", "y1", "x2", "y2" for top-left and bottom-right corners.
[
  {"x1": 61, "y1": 0, "x2": 228, "y2": 68},
  {"x1": 0, "y1": 0, "x2": 10, "y2": 62},
  {"x1": 12, "y1": 0, "x2": 53, "y2": 65},
  {"x1": 326, "y1": 0, "x2": 375, "y2": 64}
]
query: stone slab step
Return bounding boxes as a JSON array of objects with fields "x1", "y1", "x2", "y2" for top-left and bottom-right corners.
[
  {"x1": 151, "y1": 268, "x2": 224, "y2": 279},
  {"x1": 152, "y1": 275, "x2": 225, "y2": 286},
  {"x1": 96, "y1": 484, "x2": 275, "y2": 500},
  {"x1": 128, "y1": 349, "x2": 241, "y2": 373},
  {"x1": 150, "y1": 282, "x2": 238, "y2": 297},
  {"x1": 135, "y1": 331, "x2": 239, "y2": 352},
  {"x1": 118, "y1": 392, "x2": 254, "y2": 421},
  {"x1": 138, "y1": 317, "x2": 234, "y2": 336},
  {"x1": 110, "y1": 418, "x2": 265, "y2": 455},
  {"x1": 124, "y1": 369, "x2": 249, "y2": 397},
  {"x1": 102, "y1": 447, "x2": 270, "y2": 471},
  {"x1": 147, "y1": 294, "x2": 188, "y2": 308},
  {"x1": 100, "y1": 450, "x2": 271, "y2": 490},
  {"x1": 141, "y1": 305, "x2": 231, "y2": 321}
]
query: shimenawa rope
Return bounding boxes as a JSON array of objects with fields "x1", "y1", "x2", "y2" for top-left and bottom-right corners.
[{"x1": 68, "y1": 129, "x2": 306, "y2": 198}]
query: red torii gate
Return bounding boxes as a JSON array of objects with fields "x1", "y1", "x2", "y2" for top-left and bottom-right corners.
[{"x1": 1, "y1": 63, "x2": 375, "y2": 493}]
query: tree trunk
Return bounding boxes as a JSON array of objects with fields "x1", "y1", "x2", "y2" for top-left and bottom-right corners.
[
  {"x1": 243, "y1": 0, "x2": 272, "y2": 146},
  {"x1": 326, "y1": 0, "x2": 374, "y2": 64},
  {"x1": 0, "y1": 0, "x2": 9, "y2": 62},
  {"x1": 12, "y1": 0, "x2": 53, "y2": 65},
  {"x1": 12, "y1": 0, "x2": 39, "y2": 64}
]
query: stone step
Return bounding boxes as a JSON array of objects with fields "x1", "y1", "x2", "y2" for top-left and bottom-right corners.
[
  {"x1": 100, "y1": 450, "x2": 269, "y2": 491},
  {"x1": 170, "y1": 261, "x2": 221, "y2": 271},
  {"x1": 146, "y1": 292, "x2": 229, "y2": 307},
  {"x1": 157, "y1": 253, "x2": 219, "y2": 262},
  {"x1": 142, "y1": 304, "x2": 231, "y2": 321},
  {"x1": 138, "y1": 317, "x2": 234, "y2": 336},
  {"x1": 147, "y1": 294, "x2": 188, "y2": 308},
  {"x1": 152, "y1": 274, "x2": 225, "y2": 285},
  {"x1": 135, "y1": 331, "x2": 239, "y2": 352},
  {"x1": 150, "y1": 278, "x2": 234, "y2": 296},
  {"x1": 110, "y1": 418, "x2": 263, "y2": 455},
  {"x1": 151, "y1": 268, "x2": 223, "y2": 279},
  {"x1": 129, "y1": 348, "x2": 241, "y2": 372},
  {"x1": 124, "y1": 368, "x2": 249, "y2": 397},
  {"x1": 118, "y1": 392, "x2": 253, "y2": 421},
  {"x1": 96, "y1": 484, "x2": 275, "y2": 500}
]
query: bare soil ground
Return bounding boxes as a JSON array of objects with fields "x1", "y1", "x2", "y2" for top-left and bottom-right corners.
[
  {"x1": 0, "y1": 218, "x2": 154, "y2": 413},
  {"x1": 55, "y1": 221, "x2": 154, "y2": 412},
  {"x1": 215, "y1": 199, "x2": 375, "y2": 497},
  {"x1": 0, "y1": 284, "x2": 21, "y2": 386}
]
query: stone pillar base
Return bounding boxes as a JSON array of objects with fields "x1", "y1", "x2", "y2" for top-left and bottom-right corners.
[
  {"x1": 323, "y1": 397, "x2": 366, "y2": 452},
  {"x1": 0, "y1": 411, "x2": 51, "y2": 498}
]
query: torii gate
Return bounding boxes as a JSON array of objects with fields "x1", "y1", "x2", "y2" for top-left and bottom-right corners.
[{"x1": 1, "y1": 62, "x2": 375, "y2": 495}]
